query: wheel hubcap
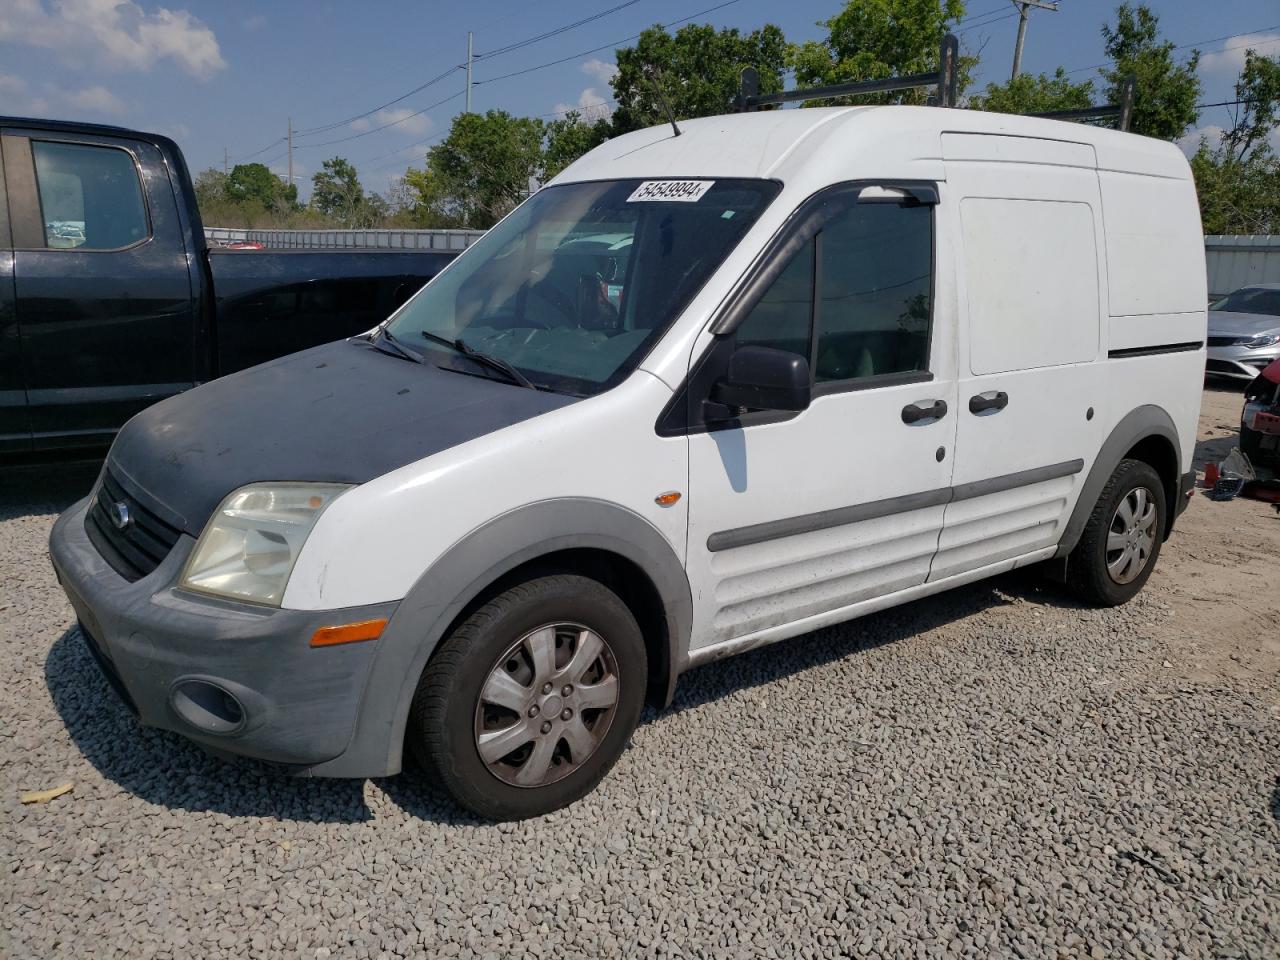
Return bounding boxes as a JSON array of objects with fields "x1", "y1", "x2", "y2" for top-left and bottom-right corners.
[
  {"x1": 1105, "y1": 486, "x2": 1158, "y2": 585},
  {"x1": 474, "y1": 622, "x2": 620, "y2": 788}
]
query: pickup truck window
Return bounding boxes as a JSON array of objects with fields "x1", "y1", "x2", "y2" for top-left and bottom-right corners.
[
  {"x1": 31, "y1": 140, "x2": 149, "y2": 250},
  {"x1": 386, "y1": 178, "x2": 779, "y2": 396},
  {"x1": 731, "y1": 200, "x2": 933, "y2": 387}
]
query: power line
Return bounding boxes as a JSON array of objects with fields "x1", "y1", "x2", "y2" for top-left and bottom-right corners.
[
  {"x1": 955, "y1": 10, "x2": 1018, "y2": 36},
  {"x1": 474, "y1": 0, "x2": 741, "y2": 86},
  {"x1": 475, "y1": 0, "x2": 641, "y2": 59},
  {"x1": 293, "y1": 1, "x2": 647, "y2": 139},
  {"x1": 297, "y1": 91, "x2": 465, "y2": 151},
  {"x1": 1063, "y1": 23, "x2": 1280, "y2": 76}
]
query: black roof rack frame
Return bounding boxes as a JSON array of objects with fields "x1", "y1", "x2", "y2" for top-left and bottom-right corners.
[
  {"x1": 735, "y1": 34, "x2": 1135, "y2": 134},
  {"x1": 737, "y1": 34, "x2": 960, "y2": 112},
  {"x1": 1029, "y1": 76, "x2": 1135, "y2": 132}
]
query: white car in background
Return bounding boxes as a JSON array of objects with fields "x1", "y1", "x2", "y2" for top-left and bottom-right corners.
[{"x1": 1206, "y1": 284, "x2": 1280, "y2": 381}]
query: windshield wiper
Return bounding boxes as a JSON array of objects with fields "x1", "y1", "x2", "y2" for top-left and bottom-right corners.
[
  {"x1": 368, "y1": 326, "x2": 425, "y2": 364},
  {"x1": 419, "y1": 330, "x2": 537, "y2": 390}
]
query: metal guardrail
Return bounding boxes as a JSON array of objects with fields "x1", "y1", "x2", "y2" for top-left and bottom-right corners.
[
  {"x1": 1205, "y1": 235, "x2": 1280, "y2": 299},
  {"x1": 208, "y1": 228, "x2": 1277, "y2": 300},
  {"x1": 205, "y1": 226, "x2": 485, "y2": 251}
]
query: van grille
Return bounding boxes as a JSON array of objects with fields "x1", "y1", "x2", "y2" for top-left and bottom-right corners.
[{"x1": 85, "y1": 469, "x2": 182, "y2": 582}]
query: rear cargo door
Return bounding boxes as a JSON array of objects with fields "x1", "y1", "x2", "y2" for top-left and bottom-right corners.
[
  {"x1": 0, "y1": 134, "x2": 30, "y2": 453},
  {"x1": 2, "y1": 129, "x2": 197, "y2": 450}
]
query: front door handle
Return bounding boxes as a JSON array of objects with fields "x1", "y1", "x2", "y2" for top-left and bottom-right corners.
[
  {"x1": 968, "y1": 391, "x2": 1009, "y2": 415},
  {"x1": 901, "y1": 399, "x2": 948, "y2": 425}
]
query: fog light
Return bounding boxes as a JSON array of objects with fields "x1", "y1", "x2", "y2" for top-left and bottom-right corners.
[{"x1": 170, "y1": 679, "x2": 245, "y2": 734}]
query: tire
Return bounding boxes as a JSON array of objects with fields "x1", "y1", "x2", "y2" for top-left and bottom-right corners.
[
  {"x1": 408, "y1": 574, "x2": 646, "y2": 820},
  {"x1": 1066, "y1": 458, "x2": 1166, "y2": 607}
]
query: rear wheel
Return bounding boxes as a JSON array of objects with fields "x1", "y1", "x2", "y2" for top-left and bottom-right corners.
[
  {"x1": 1067, "y1": 458, "x2": 1166, "y2": 607},
  {"x1": 409, "y1": 574, "x2": 646, "y2": 820}
]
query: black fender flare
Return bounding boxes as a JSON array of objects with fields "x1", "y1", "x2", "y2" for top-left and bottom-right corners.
[
  {"x1": 1054, "y1": 405, "x2": 1182, "y2": 559},
  {"x1": 310, "y1": 498, "x2": 692, "y2": 777}
]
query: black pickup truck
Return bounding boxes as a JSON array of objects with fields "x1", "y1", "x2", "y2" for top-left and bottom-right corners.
[{"x1": 0, "y1": 117, "x2": 460, "y2": 457}]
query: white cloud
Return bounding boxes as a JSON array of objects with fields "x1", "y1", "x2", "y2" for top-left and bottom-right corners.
[
  {"x1": 581, "y1": 57, "x2": 618, "y2": 86},
  {"x1": 0, "y1": 0, "x2": 226, "y2": 79},
  {"x1": 552, "y1": 87, "x2": 613, "y2": 122},
  {"x1": 1178, "y1": 123, "x2": 1224, "y2": 157},
  {"x1": 350, "y1": 108, "x2": 431, "y2": 137},
  {"x1": 1198, "y1": 32, "x2": 1280, "y2": 78},
  {"x1": 64, "y1": 84, "x2": 127, "y2": 114}
]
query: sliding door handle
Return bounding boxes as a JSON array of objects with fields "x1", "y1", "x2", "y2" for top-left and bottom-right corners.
[
  {"x1": 901, "y1": 399, "x2": 948, "y2": 424},
  {"x1": 968, "y1": 391, "x2": 1009, "y2": 415}
]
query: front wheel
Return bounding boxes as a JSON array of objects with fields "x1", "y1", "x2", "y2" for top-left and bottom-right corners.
[
  {"x1": 408, "y1": 574, "x2": 646, "y2": 820},
  {"x1": 1066, "y1": 458, "x2": 1166, "y2": 607}
]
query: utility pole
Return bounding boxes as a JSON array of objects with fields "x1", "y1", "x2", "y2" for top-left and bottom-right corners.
[
  {"x1": 465, "y1": 32, "x2": 473, "y2": 113},
  {"x1": 287, "y1": 117, "x2": 294, "y2": 186},
  {"x1": 1010, "y1": 0, "x2": 1058, "y2": 80},
  {"x1": 223, "y1": 147, "x2": 229, "y2": 174}
]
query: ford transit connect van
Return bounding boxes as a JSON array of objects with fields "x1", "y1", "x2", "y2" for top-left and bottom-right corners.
[{"x1": 50, "y1": 106, "x2": 1205, "y2": 819}]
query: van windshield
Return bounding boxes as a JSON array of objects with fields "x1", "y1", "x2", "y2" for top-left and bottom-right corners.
[{"x1": 384, "y1": 178, "x2": 779, "y2": 395}]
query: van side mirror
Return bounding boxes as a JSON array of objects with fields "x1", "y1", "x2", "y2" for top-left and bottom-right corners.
[{"x1": 711, "y1": 345, "x2": 812, "y2": 412}]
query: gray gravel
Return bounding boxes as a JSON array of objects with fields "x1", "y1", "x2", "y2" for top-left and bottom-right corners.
[{"x1": 2, "y1": 461, "x2": 1277, "y2": 959}]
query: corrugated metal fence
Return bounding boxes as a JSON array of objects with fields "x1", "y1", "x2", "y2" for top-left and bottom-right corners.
[
  {"x1": 1205, "y1": 236, "x2": 1280, "y2": 299},
  {"x1": 208, "y1": 228, "x2": 1280, "y2": 298},
  {"x1": 205, "y1": 226, "x2": 485, "y2": 251}
]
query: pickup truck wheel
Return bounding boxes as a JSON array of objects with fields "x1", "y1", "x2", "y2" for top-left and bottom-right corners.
[
  {"x1": 1067, "y1": 458, "x2": 1166, "y2": 607},
  {"x1": 408, "y1": 574, "x2": 646, "y2": 820}
]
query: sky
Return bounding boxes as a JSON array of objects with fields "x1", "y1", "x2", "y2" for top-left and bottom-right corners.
[{"x1": 1, "y1": 0, "x2": 1278, "y2": 200}]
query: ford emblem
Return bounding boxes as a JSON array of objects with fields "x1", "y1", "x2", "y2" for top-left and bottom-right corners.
[{"x1": 111, "y1": 501, "x2": 132, "y2": 531}]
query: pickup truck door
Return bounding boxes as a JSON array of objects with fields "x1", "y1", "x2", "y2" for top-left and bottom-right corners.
[
  {"x1": 1, "y1": 130, "x2": 197, "y2": 451},
  {"x1": 678, "y1": 182, "x2": 958, "y2": 653},
  {"x1": 0, "y1": 137, "x2": 30, "y2": 453}
]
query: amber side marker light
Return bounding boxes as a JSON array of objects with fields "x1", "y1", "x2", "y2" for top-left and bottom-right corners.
[
  {"x1": 654, "y1": 491, "x2": 682, "y2": 507},
  {"x1": 310, "y1": 618, "x2": 388, "y2": 648}
]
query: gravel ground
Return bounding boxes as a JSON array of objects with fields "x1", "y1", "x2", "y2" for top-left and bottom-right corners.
[{"x1": 3, "y1": 394, "x2": 1279, "y2": 959}]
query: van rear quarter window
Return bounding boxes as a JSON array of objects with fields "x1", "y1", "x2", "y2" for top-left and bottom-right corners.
[{"x1": 961, "y1": 197, "x2": 1099, "y2": 375}]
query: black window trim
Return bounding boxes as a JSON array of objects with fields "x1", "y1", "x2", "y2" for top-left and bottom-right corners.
[
  {"x1": 8, "y1": 132, "x2": 154, "y2": 253},
  {"x1": 656, "y1": 178, "x2": 940, "y2": 437}
]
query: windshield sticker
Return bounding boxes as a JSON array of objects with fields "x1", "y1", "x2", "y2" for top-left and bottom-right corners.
[{"x1": 626, "y1": 180, "x2": 715, "y2": 203}]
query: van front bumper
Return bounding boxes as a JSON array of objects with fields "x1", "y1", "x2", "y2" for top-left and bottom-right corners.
[{"x1": 48, "y1": 496, "x2": 398, "y2": 772}]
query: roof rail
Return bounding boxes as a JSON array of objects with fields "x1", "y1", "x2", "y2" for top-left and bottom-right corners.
[
  {"x1": 1029, "y1": 75, "x2": 1136, "y2": 132},
  {"x1": 736, "y1": 33, "x2": 959, "y2": 112}
]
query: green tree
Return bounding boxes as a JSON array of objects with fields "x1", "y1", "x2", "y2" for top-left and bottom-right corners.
[
  {"x1": 1100, "y1": 3, "x2": 1200, "y2": 140},
  {"x1": 1189, "y1": 50, "x2": 1280, "y2": 235},
  {"x1": 970, "y1": 68, "x2": 1095, "y2": 115},
  {"x1": 543, "y1": 112, "x2": 613, "y2": 180},
  {"x1": 610, "y1": 23, "x2": 788, "y2": 134},
  {"x1": 310, "y1": 156, "x2": 367, "y2": 226},
  {"x1": 406, "y1": 110, "x2": 545, "y2": 229},
  {"x1": 1219, "y1": 49, "x2": 1280, "y2": 163},
  {"x1": 789, "y1": 0, "x2": 970, "y2": 106},
  {"x1": 193, "y1": 168, "x2": 229, "y2": 207},
  {"x1": 226, "y1": 162, "x2": 296, "y2": 209}
]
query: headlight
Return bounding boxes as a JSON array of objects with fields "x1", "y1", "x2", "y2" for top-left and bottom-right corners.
[
  {"x1": 180, "y1": 483, "x2": 351, "y2": 606},
  {"x1": 1245, "y1": 333, "x2": 1280, "y2": 349}
]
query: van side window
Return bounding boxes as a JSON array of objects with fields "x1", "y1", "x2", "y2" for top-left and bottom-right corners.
[
  {"x1": 815, "y1": 203, "x2": 932, "y2": 383},
  {"x1": 732, "y1": 238, "x2": 815, "y2": 358},
  {"x1": 31, "y1": 141, "x2": 149, "y2": 250}
]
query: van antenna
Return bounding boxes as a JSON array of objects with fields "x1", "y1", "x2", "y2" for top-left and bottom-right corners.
[{"x1": 645, "y1": 64, "x2": 682, "y2": 137}]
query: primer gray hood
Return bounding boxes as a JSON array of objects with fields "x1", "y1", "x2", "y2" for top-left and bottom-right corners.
[{"x1": 107, "y1": 340, "x2": 577, "y2": 534}]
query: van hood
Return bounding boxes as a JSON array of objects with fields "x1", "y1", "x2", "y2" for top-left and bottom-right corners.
[
  {"x1": 1207, "y1": 311, "x2": 1280, "y2": 337},
  {"x1": 107, "y1": 339, "x2": 578, "y2": 535}
]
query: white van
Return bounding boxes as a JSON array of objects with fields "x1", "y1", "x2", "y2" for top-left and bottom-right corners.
[{"x1": 51, "y1": 105, "x2": 1206, "y2": 819}]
